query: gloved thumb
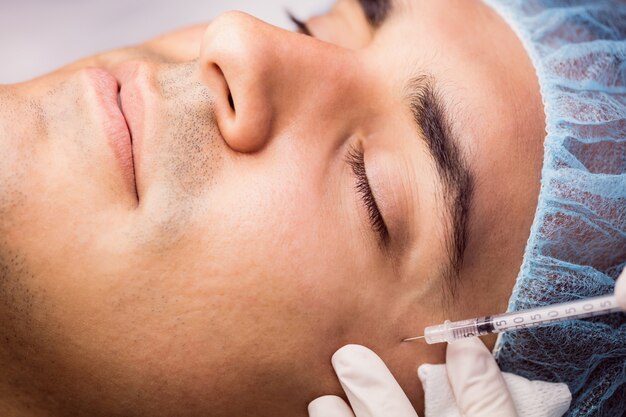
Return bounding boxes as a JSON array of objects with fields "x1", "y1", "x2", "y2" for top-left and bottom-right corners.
[
  {"x1": 331, "y1": 344, "x2": 419, "y2": 417},
  {"x1": 446, "y1": 337, "x2": 517, "y2": 417}
]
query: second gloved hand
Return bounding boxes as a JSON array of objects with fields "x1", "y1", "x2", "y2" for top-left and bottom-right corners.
[
  {"x1": 309, "y1": 337, "x2": 571, "y2": 417},
  {"x1": 308, "y1": 337, "x2": 520, "y2": 417}
]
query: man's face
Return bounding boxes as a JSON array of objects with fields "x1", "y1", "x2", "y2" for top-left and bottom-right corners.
[{"x1": 0, "y1": 0, "x2": 545, "y2": 415}]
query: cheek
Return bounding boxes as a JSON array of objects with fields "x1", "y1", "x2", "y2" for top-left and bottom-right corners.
[
  {"x1": 100, "y1": 161, "x2": 360, "y2": 354},
  {"x1": 0, "y1": 137, "x2": 369, "y2": 409},
  {"x1": 94, "y1": 165, "x2": 365, "y2": 406},
  {"x1": 201, "y1": 166, "x2": 360, "y2": 316}
]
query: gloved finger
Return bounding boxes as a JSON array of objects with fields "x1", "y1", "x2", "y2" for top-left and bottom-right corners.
[
  {"x1": 446, "y1": 337, "x2": 518, "y2": 417},
  {"x1": 332, "y1": 344, "x2": 419, "y2": 417},
  {"x1": 308, "y1": 395, "x2": 356, "y2": 417},
  {"x1": 615, "y1": 267, "x2": 626, "y2": 310}
]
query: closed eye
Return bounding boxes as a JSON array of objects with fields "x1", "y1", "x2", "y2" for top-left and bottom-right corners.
[{"x1": 346, "y1": 145, "x2": 389, "y2": 244}]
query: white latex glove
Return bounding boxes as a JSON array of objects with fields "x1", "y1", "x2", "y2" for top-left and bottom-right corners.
[
  {"x1": 308, "y1": 338, "x2": 518, "y2": 417},
  {"x1": 308, "y1": 344, "x2": 418, "y2": 417},
  {"x1": 444, "y1": 337, "x2": 518, "y2": 417},
  {"x1": 615, "y1": 267, "x2": 626, "y2": 310}
]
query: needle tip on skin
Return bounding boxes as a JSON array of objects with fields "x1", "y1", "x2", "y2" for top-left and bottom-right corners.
[{"x1": 402, "y1": 336, "x2": 425, "y2": 342}]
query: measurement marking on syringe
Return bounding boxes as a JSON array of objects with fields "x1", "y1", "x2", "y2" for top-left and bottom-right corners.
[{"x1": 402, "y1": 294, "x2": 622, "y2": 344}]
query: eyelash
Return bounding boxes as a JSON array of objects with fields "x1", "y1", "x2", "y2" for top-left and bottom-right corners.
[
  {"x1": 287, "y1": 12, "x2": 313, "y2": 36},
  {"x1": 286, "y1": 13, "x2": 387, "y2": 243},
  {"x1": 346, "y1": 146, "x2": 389, "y2": 243}
]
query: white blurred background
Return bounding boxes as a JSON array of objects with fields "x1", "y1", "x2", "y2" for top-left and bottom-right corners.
[{"x1": 0, "y1": 0, "x2": 333, "y2": 83}]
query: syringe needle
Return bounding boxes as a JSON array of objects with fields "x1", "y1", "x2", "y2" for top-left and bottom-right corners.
[{"x1": 402, "y1": 335, "x2": 425, "y2": 342}]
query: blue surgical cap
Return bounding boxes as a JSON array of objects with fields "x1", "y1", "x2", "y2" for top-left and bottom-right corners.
[{"x1": 480, "y1": 0, "x2": 626, "y2": 416}]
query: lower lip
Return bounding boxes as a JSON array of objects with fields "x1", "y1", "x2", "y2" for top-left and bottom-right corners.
[{"x1": 86, "y1": 68, "x2": 136, "y2": 194}]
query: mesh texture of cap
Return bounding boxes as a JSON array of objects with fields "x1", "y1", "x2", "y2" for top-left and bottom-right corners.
[{"x1": 480, "y1": 1, "x2": 626, "y2": 416}]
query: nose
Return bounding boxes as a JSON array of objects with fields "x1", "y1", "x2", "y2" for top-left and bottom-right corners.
[{"x1": 199, "y1": 12, "x2": 359, "y2": 153}]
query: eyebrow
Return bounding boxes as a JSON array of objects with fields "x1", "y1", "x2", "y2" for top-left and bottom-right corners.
[
  {"x1": 353, "y1": 1, "x2": 472, "y2": 294},
  {"x1": 405, "y1": 76, "x2": 474, "y2": 295},
  {"x1": 357, "y1": 0, "x2": 393, "y2": 27}
]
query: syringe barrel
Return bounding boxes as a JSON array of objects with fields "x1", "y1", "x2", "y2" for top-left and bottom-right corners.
[
  {"x1": 490, "y1": 294, "x2": 620, "y2": 333},
  {"x1": 424, "y1": 318, "x2": 493, "y2": 344},
  {"x1": 421, "y1": 294, "x2": 621, "y2": 344}
]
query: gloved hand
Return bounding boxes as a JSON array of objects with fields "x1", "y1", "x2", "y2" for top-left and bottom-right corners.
[
  {"x1": 615, "y1": 267, "x2": 626, "y2": 310},
  {"x1": 306, "y1": 266, "x2": 626, "y2": 417},
  {"x1": 308, "y1": 337, "x2": 519, "y2": 417}
]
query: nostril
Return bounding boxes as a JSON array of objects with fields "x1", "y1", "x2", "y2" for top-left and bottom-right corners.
[
  {"x1": 228, "y1": 92, "x2": 235, "y2": 111},
  {"x1": 209, "y1": 63, "x2": 235, "y2": 112}
]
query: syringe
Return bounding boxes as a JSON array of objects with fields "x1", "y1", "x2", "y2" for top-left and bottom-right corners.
[{"x1": 403, "y1": 294, "x2": 623, "y2": 344}]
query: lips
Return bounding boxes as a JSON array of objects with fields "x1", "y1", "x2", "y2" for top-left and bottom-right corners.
[
  {"x1": 113, "y1": 62, "x2": 148, "y2": 199},
  {"x1": 85, "y1": 67, "x2": 137, "y2": 197}
]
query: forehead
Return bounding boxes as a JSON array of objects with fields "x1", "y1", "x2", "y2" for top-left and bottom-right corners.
[{"x1": 369, "y1": 1, "x2": 539, "y2": 143}]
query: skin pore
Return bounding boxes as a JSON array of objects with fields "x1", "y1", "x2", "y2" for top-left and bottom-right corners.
[{"x1": 0, "y1": 0, "x2": 545, "y2": 416}]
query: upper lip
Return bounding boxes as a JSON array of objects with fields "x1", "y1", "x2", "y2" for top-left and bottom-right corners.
[
  {"x1": 113, "y1": 62, "x2": 145, "y2": 200},
  {"x1": 87, "y1": 66, "x2": 137, "y2": 199},
  {"x1": 117, "y1": 85, "x2": 138, "y2": 198}
]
